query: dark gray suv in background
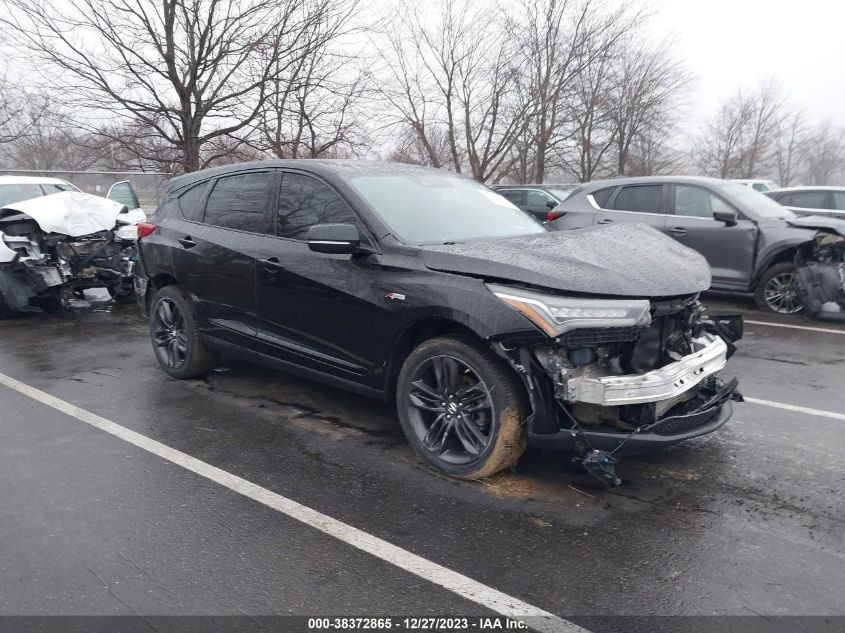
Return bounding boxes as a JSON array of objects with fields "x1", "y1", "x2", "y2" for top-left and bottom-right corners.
[{"x1": 553, "y1": 176, "x2": 845, "y2": 315}]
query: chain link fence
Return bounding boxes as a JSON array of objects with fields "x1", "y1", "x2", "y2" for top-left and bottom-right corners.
[{"x1": 0, "y1": 169, "x2": 171, "y2": 213}]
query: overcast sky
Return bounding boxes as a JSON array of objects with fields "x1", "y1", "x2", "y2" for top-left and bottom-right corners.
[{"x1": 649, "y1": 0, "x2": 845, "y2": 126}]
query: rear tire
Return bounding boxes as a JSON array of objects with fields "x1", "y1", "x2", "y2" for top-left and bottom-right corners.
[
  {"x1": 396, "y1": 335, "x2": 528, "y2": 479},
  {"x1": 149, "y1": 285, "x2": 217, "y2": 379},
  {"x1": 754, "y1": 262, "x2": 804, "y2": 314}
]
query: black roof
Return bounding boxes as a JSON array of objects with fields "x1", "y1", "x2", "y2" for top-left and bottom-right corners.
[{"x1": 168, "y1": 159, "x2": 448, "y2": 192}]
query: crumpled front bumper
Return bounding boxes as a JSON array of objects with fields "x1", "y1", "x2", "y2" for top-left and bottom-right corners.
[{"x1": 566, "y1": 334, "x2": 728, "y2": 406}]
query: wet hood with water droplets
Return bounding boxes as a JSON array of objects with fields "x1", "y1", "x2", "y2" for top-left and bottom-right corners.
[{"x1": 420, "y1": 223, "x2": 711, "y2": 298}]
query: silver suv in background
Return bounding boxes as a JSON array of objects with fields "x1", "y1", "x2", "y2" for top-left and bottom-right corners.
[
  {"x1": 552, "y1": 176, "x2": 845, "y2": 316},
  {"x1": 765, "y1": 186, "x2": 845, "y2": 220}
]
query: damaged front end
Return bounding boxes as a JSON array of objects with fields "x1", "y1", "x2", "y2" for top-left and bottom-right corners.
[
  {"x1": 795, "y1": 231, "x2": 845, "y2": 322},
  {"x1": 0, "y1": 193, "x2": 133, "y2": 314},
  {"x1": 487, "y1": 284, "x2": 743, "y2": 485}
]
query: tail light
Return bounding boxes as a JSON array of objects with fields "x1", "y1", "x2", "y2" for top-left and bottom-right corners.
[
  {"x1": 547, "y1": 210, "x2": 565, "y2": 222},
  {"x1": 137, "y1": 222, "x2": 157, "y2": 239}
]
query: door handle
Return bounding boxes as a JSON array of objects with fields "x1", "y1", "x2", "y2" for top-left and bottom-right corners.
[
  {"x1": 669, "y1": 227, "x2": 687, "y2": 236},
  {"x1": 598, "y1": 219, "x2": 614, "y2": 224},
  {"x1": 178, "y1": 236, "x2": 196, "y2": 248},
  {"x1": 260, "y1": 257, "x2": 285, "y2": 272}
]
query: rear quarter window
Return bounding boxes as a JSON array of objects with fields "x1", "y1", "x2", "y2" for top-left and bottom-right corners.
[
  {"x1": 177, "y1": 183, "x2": 209, "y2": 222},
  {"x1": 590, "y1": 187, "x2": 616, "y2": 208},
  {"x1": 205, "y1": 172, "x2": 272, "y2": 232}
]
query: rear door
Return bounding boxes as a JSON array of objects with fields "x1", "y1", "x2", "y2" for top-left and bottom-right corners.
[
  {"x1": 666, "y1": 183, "x2": 757, "y2": 290},
  {"x1": 597, "y1": 183, "x2": 668, "y2": 230},
  {"x1": 253, "y1": 170, "x2": 393, "y2": 389},
  {"x1": 170, "y1": 170, "x2": 274, "y2": 348}
]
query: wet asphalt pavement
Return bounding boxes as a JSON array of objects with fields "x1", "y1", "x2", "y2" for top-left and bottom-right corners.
[{"x1": 0, "y1": 293, "x2": 843, "y2": 630}]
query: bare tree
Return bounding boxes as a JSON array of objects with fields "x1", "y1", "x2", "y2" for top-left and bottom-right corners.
[
  {"x1": 376, "y1": 0, "x2": 528, "y2": 181},
  {"x1": 0, "y1": 68, "x2": 23, "y2": 147},
  {"x1": 514, "y1": 0, "x2": 636, "y2": 182},
  {"x1": 737, "y1": 79, "x2": 786, "y2": 178},
  {"x1": 560, "y1": 47, "x2": 615, "y2": 182},
  {"x1": 774, "y1": 110, "x2": 808, "y2": 186},
  {"x1": 694, "y1": 92, "x2": 754, "y2": 178},
  {"x1": 607, "y1": 37, "x2": 690, "y2": 176},
  {"x1": 0, "y1": 93, "x2": 100, "y2": 171},
  {"x1": 694, "y1": 80, "x2": 790, "y2": 180},
  {"x1": 805, "y1": 120, "x2": 845, "y2": 185},
  {"x1": 625, "y1": 120, "x2": 685, "y2": 176},
  {"x1": 259, "y1": 47, "x2": 370, "y2": 159},
  {"x1": 1, "y1": 0, "x2": 349, "y2": 173}
]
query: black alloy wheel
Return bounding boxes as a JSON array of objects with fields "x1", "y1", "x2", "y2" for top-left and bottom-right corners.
[
  {"x1": 755, "y1": 262, "x2": 804, "y2": 314},
  {"x1": 406, "y1": 355, "x2": 495, "y2": 464},
  {"x1": 149, "y1": 285, "x2": 217, "y2": 379},
  {"x1": 153, "y1": 297, "x2": 188, "y2": 369},
  {"x1": 397, "y1": 335, "x2": 528, "y2": 479}
]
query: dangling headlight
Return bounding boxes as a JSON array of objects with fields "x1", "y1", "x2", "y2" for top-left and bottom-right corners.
[{"x1": 488, "y1": 283, "x2": 651, "y2": 337}]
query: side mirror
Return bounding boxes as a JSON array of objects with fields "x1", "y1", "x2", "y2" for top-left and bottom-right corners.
[
  {"x1": 546, "y1": 200, "x2": 557, "y2": 209},
  {"x1": 306, "y1": 223, "x2": 361, "y2": 254},
  {"x1": 713, "y1": 210, "x2": 738, "y2": 226}
]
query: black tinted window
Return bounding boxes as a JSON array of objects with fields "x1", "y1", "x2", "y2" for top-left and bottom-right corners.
[
  {"x1": 177, "y1": 183, "x2": 207, "y2": 221},
  {"x1": 591, "y1": 187, "x2": 615, "y2": 208},
  {"x1": 612, "y1": 185, "x2": 662, "y2": 213},
  {"x1": 788, "y1": 191, "x2": 828, "y2": 209},
  {"x1": 204, "y1": 173, "x2": 271, "y2": 232},
  {"x1": 276, "y1": 173, "x2": 357, "y2": 240}
]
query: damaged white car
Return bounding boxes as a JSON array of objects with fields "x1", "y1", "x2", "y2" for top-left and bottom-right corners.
[{"x1": 0, "y1": 176, "x2": 147, "y2": 316}]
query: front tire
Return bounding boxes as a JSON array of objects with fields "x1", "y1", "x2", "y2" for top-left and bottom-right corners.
[
  {"x1": 396, "y1": 335, "x2": 528, "y2": 479},
  {"x1": 754, "y1": 262, "x2": 804, "y2": 314},
  {"x1": 149, "y1": 285, "x2": 217, "y2": 379}
]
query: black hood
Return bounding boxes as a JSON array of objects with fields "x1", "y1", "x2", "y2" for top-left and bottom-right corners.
[
  {"x1": 421, "y1": 224, "x2": 711, "y2": 297},
  {"x1": 786, "y1": 215, "x2": 845, "y2": 237}
]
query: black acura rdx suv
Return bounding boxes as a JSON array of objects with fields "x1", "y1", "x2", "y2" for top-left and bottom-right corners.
[{"x1": 134, "y1": 161, "x2": 741, "y2": 481}]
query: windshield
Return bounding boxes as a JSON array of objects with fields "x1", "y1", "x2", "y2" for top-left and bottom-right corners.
[
  {"x1": 0, "y1": 184, "x2": 46, "y2": 207},
  {"x1": 347, "y1": 172, "x2": 546, "y2": 244},
  {"x1": 716, "y1": 182, "x2": 795, "y2": 220}
]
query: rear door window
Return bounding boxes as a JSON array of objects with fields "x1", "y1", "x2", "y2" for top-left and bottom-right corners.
[
  {"x1": 204, "y1": 172, "x2": 272, "y2": 232},
  {"x1": 177, "y1": 182, "x2": 209, "y2": 222},
  {"x1": 276, "y1": 172, "x2": 358, "y2": 241},
  {"x1": 591, "y1": 187, "x2": 615, "y2": 208},
  {"x1": 788, "y1": 191, "x2": 828, "y2": 209},
  {"x1": 611, "y1": 185, "x2": 663, "y2": 214}
]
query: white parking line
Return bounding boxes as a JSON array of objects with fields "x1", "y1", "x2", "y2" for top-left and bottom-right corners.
[
  {"x1": 744, "y1": 397, "x2": 845, "y2": 422},
  {"x1": 0, "y1": 372, "x2": 585, "y2": 633},
  {"x1": 744, "y1": 320, "x2": 845, "y2": 335}
]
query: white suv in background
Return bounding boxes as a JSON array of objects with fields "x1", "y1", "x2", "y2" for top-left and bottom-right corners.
[{"x1": 732, "y1": 179, "x2": 779, "y2": 192}]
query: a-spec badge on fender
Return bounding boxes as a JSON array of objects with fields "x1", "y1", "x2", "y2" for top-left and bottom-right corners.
[{"x1": 385, "y1": 292, "x2": 406, "y2": 301}]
